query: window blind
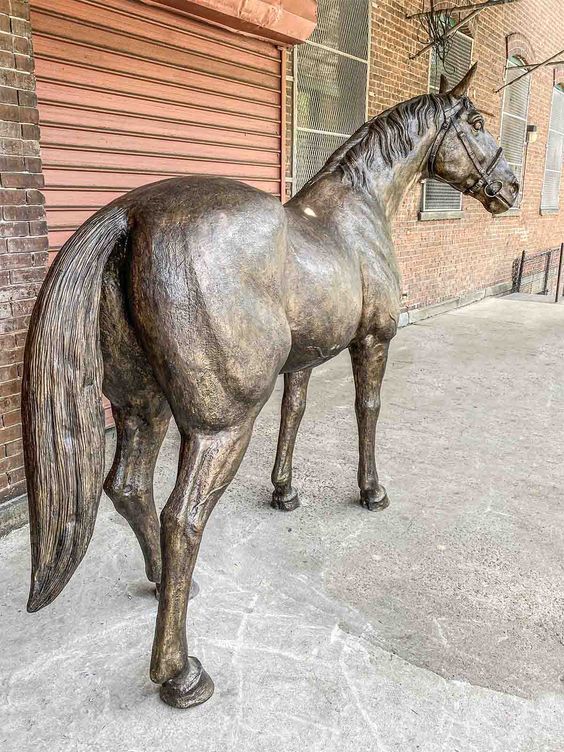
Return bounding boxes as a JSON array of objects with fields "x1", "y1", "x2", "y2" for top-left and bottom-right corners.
[
  {"x1": 541, "y1": 85, "x2": 564, "y2": 211},
  {"x1": 499, "y1": 57, "x2": 530, "y2": 207},
  {"x1": 422, "y1": 30, "x2": 473, "y2": 213}
]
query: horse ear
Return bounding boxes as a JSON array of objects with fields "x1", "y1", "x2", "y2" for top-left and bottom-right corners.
[
  {"x1": 439, "y1": 74, "x2": 449, "y2": 94},
  {"x1": 450, "y1": 62, "x2": 478, "y2": 98}
]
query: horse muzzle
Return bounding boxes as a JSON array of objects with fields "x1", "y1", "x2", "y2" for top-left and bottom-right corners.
[
  {"x1": 475, "y1": 173, "x2": 520, "y2": 214},
  {"x1": 446, "y1": 171, "x2": 518, "y2": 214}
]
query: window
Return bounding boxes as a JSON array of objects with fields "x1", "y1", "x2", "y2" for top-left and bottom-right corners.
[
  {"x1": 293, "y1": 0, "x2": 370, "y2": 192},
  {"x1": 541, "y1": 85, "x2": 564, "y2": 212},
  {"x1": 421, "y1": 29, "x2": 473, "y2": 215},
  {"x1": 499, "y1": 56, "x2": 531, "y2": 208}
]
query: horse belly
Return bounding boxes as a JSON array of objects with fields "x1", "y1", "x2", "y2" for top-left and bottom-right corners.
[{"x1": 281, "y1": 262, "x2": 363, "y2": 372}]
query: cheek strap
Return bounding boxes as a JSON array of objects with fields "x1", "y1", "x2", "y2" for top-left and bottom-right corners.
[{"x1": 427, "y1": 103, "x2": 512, "y2": 209}]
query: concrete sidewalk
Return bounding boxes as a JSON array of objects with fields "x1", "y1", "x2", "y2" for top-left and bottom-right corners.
[{"x1": 1, "y1": 296, "x2": 563, "y2": 752}]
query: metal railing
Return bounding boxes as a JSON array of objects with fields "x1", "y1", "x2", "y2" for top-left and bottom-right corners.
[{"x1": 514, "y1": 243, "x2": 564, "y2": 302}]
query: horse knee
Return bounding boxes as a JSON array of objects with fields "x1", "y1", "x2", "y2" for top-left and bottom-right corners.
[
  {"x1": 287, "y1": 392, "x2": 307, "y2": 416},
  {"x1": 355, "y1": 394, "x2": 381, "y2": 413},
  {"x1": 104, "y1": 475, "x2": 144, "y2": 516},
  {"x1": 160, "y1": 505, "x2": 203, "y2": 545}
]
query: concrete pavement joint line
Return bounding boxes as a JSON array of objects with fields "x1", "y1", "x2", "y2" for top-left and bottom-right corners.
[
  {"x1": 339, "y1": 634, "x2": 389, "y2": 752},
  {"x1": 6, "y1": 606, "x2": 157, "y2": 683},
  {"x1": 434, "y1": 617, "x2": 450, "y2": 649},
  {"x1": 198, "y1": 581, "x2": 550, "y2": 711},
  {"x1": 229, "y1": 591, "x2": 259, "y2": 750}
]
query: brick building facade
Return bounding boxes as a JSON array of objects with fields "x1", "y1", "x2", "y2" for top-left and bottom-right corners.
[
  {"x1": 286, "y1": 0, "x2": 564, "y2": 311},
  {"x1": 370, "y1": 0, "x2": 564, "y2": 310},
  {"x1": 0, "y1": 0, "x2": 315, "y2": 511},
  {"x1": 0, "y1": 0, "x2": 48, "y2": 506},
  {"x1": 0, "y1": 0, "x2": 562, "y2": 510}
]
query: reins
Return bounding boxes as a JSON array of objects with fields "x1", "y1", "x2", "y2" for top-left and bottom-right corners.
[{"x1": 427, "y1": 101, "x2": 512, "y2": 209}]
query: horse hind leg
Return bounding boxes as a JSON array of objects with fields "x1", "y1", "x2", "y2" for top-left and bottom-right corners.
[
  {"x1": 104, "y1": 400, "x2": 170, "y2": 587},
  {"x1": 271, "y1": 368, "x2": 311, "y2": 511},
  {"x1": 100, "y1": 247, "x2": 171, "y2": 589},
  {"x1": 151, "y1": 418, "x2": 256, "y2": 708}
]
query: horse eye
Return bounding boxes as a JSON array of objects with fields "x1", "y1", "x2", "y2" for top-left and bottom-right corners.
[{"x1": 472, "y1": 119, "x2": 484, "y2": 131}]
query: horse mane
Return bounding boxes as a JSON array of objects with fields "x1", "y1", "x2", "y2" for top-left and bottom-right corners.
[{"x1": 311, "y1": 93, "x2": 445, "y2": 191}]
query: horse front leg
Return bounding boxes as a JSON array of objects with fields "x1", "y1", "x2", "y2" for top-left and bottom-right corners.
[
  {"x1": 349, "y1": 336, "x2": 390, "y2": 511},
  {"x1": 271, "y1": 368, "x2": 311, "y2": 511}
]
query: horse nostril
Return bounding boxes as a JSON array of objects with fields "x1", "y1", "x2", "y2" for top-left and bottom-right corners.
[{"x1": 510, "y1": 179, "x2": 520, "y2": 195}]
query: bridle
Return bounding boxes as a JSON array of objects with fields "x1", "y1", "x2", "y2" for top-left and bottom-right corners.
[{"x1": 427, "y1": 100, "x2": 512, "y2": 209}]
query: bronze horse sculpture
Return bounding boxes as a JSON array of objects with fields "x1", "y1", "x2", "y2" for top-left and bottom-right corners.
[{"x1": 22, "y1": 65, "x2": 518, "y2": 708}]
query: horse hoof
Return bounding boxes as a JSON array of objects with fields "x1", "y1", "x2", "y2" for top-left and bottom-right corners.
[
  {"x1": 360, "y1": 486, "x2": 389, "y2": 512},
  {"x1": 159, "y1": 657, "x2": 214, "y2": 709},
  {"x1": 271, "y1": 488, "x2": 300, "y2": 511}
]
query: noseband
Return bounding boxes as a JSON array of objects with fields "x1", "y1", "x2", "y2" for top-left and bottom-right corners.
[{"x1": 427, "y1": 101, "x2": 512, "y2": 208}]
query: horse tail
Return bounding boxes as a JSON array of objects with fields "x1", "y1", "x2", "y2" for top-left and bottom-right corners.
[{"x1": 23, "y1": 205, "x2": 129, "y2": 612}]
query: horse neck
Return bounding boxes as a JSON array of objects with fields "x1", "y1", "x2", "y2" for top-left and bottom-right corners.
[
  {"x1": 369, "y1": 123, "x2": 440, "y2": 219},
  {"x1": 296, "y1": 104, "x2": 441, "y2": 223}
]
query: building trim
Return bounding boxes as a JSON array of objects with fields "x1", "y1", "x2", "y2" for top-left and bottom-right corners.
[
  {"x1": 0, "y1": 495, "x2": 28, "y2": 538},
  {"x1": 505, "y1": 32, "x2": 535, "y2": 65},
  {"x1": 141, "y1": 0, "x2": 317, "y2": 45},
  {"x1": 418, "y1": 209, "x2": 464, "y2": 221},
  {"x1": 399, "y1": 280, "x2": 514, "y2": 327}
]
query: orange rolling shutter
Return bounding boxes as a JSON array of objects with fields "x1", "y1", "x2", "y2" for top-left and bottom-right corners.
[
  {"x1": 30, "y1": 0, "x2": 283, "y2": 258},
  {"x1": 30, "y1": 0, "x2": 284, "y2": 424}
]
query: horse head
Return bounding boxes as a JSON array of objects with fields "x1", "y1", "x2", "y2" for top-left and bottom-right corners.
[{"x1": 428, "y1": 63, "x2": 520, "y2": 214}]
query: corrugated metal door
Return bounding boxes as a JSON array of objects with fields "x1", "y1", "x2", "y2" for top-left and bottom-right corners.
[
  {"x1": 30, "y1": 0, "x2": 283, "y2": 257},
  {"x1": 30, "y1": 0, "x2": 283, "y2": 422}
]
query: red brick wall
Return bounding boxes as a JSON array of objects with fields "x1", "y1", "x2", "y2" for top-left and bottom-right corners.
[
  {"x1": 1, "y1": 0, "x2": 563, "y2": 508},
  {"x1": 0, "y1": 0, "x2": 47, "y2": 504},
  {"x1": 285, "y1": 1, "x2": 564, "y2": 311},
  {"x1": 368, "y1": 0, "x2": 564, "y2": 310}
]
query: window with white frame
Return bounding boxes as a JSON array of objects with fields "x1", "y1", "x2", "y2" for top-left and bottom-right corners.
[
  {"x1": 293, "y1": 0, "x2": 370, "y2": 193},
  {"x1": 499, "y1": 56, "x2": 531, "y2": 208},
  {"x1": 541, "y1": 84, "x2": 564, "y2": 212},
  {"x1": 422, "y1": 28, "x2": 473, "y2": 214}
]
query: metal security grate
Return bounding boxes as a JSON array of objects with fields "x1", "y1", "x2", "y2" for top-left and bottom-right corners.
[
  {"x1": 500, "y1": 57, "x2": 530, "y2": 208},
  {"x1": 541, "y1": 85, "x2": 564, "y2": 211},
  {"x1": 308, "y1": 0, "x2": 369, "y2": 59},
  {"x1": 297, "y1": 48, "x2": 368, "y2": 136},
  {"x1": 514, "y1": 247, "x2": 563, "y2": 297},
  {"x1": 422, "y1": 29, "x2": 473, "y2": 213},
  {"x1": 295, "y1": 130, "x2": 346, "y2": 196},
  {"x1": 293, "y1": 0, "x2": 369, "y2": 192}
]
